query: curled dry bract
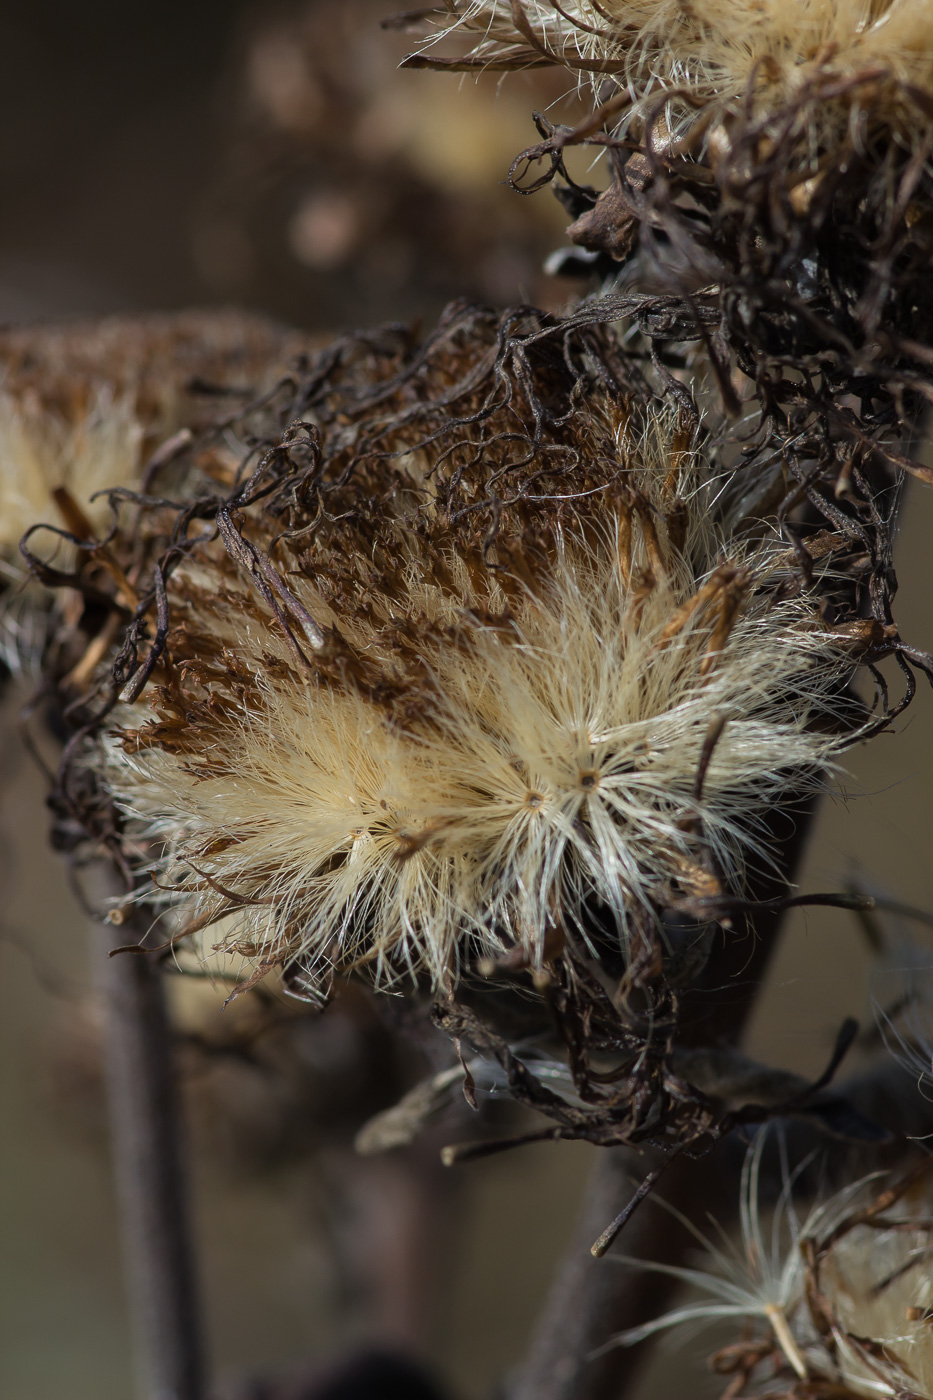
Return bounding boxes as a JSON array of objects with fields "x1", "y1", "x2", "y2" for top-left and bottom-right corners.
[{"x1": 98, "y1": 306, "x2": 859, "y2": 1000}]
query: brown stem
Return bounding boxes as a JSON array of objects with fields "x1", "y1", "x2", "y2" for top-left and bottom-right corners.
[
  {"x1": 510, "y1": 796, "x2": 819, "y2": 1400},
  {"x1": 93, "y1": 890, "x2": 205, "y2": 1400},
  {"x1": 316, "y1": 1141, "x2": 458, "y2": 1355}
]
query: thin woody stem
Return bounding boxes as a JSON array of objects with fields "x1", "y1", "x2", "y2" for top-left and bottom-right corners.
[
  {"x1": 93, "y1": 880, "x2": 205, "y2": 1400},
  {"x1": 509, "y1": 1145, "x2": 715, "y2": 1400},
  {"x1": 510, "y1": 797, "x2": 818, "y2": 1400}
]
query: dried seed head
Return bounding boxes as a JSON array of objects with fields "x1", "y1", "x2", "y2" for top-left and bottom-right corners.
[
  {"x1": 412, "y1": 1, "x2": 933, "y2": 151},
  {"x1": 93, "y1": 308, "x2": 859, "y2": 1000},
  {"x1": 406, "y1": 8, "x2": 933, "y2": 568},
  {"x1": 0, "y1": 309, "x2": 309, "y2": 564},
  {"x1": 613, "y1": 1139, "x2": 933, "y2": 1398},
  {"x1": 0, "y1": 310, "x2": 311, "y2": 683},
  {"x1": 610, "y1": 1134, "x2": 813, "y2": 1371}
]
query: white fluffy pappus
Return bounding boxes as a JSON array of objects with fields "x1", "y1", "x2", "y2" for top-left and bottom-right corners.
[
  {"x1": 0, "y1": 309, "x2": 311, "y2": 567},
  {"x1": 105, "y1": 419, "x2": 859, "y2": 998},
  {"x1": 609, "y1": 1135, "x2": 933, "y2": 1398},
  {"x1": 606, "y1": 1132, "x2": 817, "y2": 1376},
  {"x1": 415, "y1": 0, "x2": 933, "y2": 144}
]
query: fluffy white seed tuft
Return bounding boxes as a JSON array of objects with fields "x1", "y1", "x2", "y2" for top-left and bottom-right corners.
[
  {"x1": 417, "y1": 0, "x2": 933, "y2": 148},
  {"x1": 105, "y1": 420, "x2": 856, "y2": 996},
  {"x1": 611, "y1": 1134, "x2": 933, "y2": 1398}
]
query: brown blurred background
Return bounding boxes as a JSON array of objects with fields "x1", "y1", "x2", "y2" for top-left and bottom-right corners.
[
  {"x1": 0, "y1": 0, "x2": 576, "y2": 327},
  {"x1": 2, "y1": 4, "x2": 932, "y2": 1398}
]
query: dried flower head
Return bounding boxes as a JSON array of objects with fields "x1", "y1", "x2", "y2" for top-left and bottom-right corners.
[
  {"x1": 89, "y1": 305, "x2": 867, "y2": 1001},
  {"x1": 410, "y1": 0, "x2": 933, "y2": 148},
  {"x1": 0, "y1": 308, "x2": 309, "y2": 565},
  {"x1": 613, "y1": 1139, "x2": 933, "y2": 1399},
  {"x1": 404, "y1": 2, "x2": 933, "y2": 557}
]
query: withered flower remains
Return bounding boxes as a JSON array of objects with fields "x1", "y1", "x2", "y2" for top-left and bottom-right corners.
[
  {"x1": 0, "y1": 309, "x2": 310, "y2": 565},
  {"x1": 405, "y1": 0, "x2": 933, "y2": 529},
  {"x1": 98, "y1": 306, "x2": 868, "y2": 1002}
]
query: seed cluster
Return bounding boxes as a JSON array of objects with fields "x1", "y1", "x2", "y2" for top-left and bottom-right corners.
[{"x1": 102, "y1": 309, "x2": 858, "y2": 999}]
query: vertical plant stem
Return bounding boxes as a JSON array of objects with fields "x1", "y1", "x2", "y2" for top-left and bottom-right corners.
[
  {"x1": 94, "y1": 899, "x2": 205, "y2": 1400},
  {"x1": 509, "y1": 1144, "x2": 738, "y2": 1400},
  {"x1": 510, "y1": 797, "x2": 818, "y2": 1400}
]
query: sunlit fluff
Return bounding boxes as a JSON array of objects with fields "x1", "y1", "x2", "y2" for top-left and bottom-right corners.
[{"x1": 105, "y1": 415, "x2": 854, "y2": 997}]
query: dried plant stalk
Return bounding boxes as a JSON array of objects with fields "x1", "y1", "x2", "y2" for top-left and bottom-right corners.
[
  {"x1": 91, "y1": 876, "x2": 204, "y2": 1400},
  {"x1": 21, "y1": 300, "x2": 922, "y2": 1397}
]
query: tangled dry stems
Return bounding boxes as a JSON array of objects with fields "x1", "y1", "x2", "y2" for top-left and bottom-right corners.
[{"x1": 21, "y1": 302, "x2": 924, "y2": 1188}]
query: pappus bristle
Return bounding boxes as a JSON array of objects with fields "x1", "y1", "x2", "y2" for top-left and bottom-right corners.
[
  {"x1": 413, "y1": 0, "x2": 933, "y2": 150},
  {"x1": 874, "y1": 955, "x2": 933, "y2": 1101},
  {"x1": 102, "y1": 379, "x2": 858, "y2": 997}
]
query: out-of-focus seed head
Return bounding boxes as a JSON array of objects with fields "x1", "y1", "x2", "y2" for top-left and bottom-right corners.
[
  {"x1": 0, "y1": 309, "x2": 310, "y2": 565},
  {"x1": 409, "y1": 0, "x2": 933, "y2": 154},
  {"x1": 0, "y1": 310, "x2": 311, "y2": 681}
]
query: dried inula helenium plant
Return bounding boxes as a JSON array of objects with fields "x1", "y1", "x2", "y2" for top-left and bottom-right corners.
[
  {"x1": 405, "y1": 0, "x2": 933, "y2": 520},
  {"x1": 13, "y1": 11, "x2": 933, "y2": 1398},
  {"x1": 84, "y1": 306, "x2": 875, "y2": 1008}
]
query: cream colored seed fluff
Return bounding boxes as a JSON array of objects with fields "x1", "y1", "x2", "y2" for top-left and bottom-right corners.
[
  {"x1": 105, "y1": 420, "x2": 854, "y2": 996},
  {"x1": 612, "y1": 1138, "x2": 933, "y2": 1397},
  {"x1": 420, "y1": 0, "x2": 933, "y2": 141},
  {"x1": 0, "y1": 384, "x2": 147, "y2": 562},
  {"x1": 0, "y1": 310, "x2": 311, "y2": 567}
]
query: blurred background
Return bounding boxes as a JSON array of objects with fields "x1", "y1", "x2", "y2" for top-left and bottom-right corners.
[
  {"x1": 2, "y1": 3, "x2": 933, "y2": 1398},
  {"x1": 0, "y1": 0, "x2": 577, "y2": 327}
]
